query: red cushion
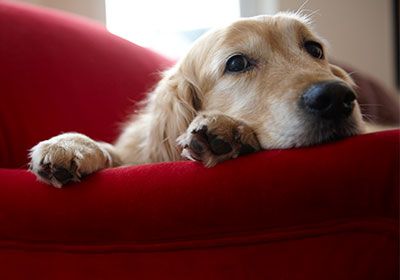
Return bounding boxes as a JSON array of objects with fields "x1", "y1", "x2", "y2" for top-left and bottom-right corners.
[
  {"x1": 0, "y1": 130, "x2": 398, "y2": 279},
  {"x1": 0, "y1": 1, "x2": 172, "y2": 168},
  {"x1": 0, "y1": 2, "x2": 398, "y2": 279}
]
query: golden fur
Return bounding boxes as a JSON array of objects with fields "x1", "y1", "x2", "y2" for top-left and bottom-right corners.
[{"x1": 29, "y1": 13, "x2": 366, "y2": 187}]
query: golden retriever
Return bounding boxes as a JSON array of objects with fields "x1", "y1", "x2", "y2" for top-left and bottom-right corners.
[{"x1": 29, "y1": 12, "x2": 366, "y2": 187}]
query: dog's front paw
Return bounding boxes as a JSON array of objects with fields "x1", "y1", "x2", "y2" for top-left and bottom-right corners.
[
  {"x1": 177, "y1": 113, "x2": 261, "y2": 167},
  {"x1": 29, "y1": 133, "x2": 112, "y2": 188}
]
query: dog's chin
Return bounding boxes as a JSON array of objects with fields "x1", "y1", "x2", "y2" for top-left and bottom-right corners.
[
  {"x1": 259, "y1": 117, "x2": 365, "y2": 150},
  {"x1": 294, "y1": 118, "x2": 364, "y2": 148}
]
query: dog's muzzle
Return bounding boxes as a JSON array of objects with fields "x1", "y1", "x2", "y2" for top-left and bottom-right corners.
[{"x1": 300, "y1": 81, "x2": 356, "y2": 120}]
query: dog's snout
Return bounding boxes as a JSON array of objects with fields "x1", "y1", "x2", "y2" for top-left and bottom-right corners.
[{"x1": 301, "y1": 81, "x2": 356, "y2": 120}]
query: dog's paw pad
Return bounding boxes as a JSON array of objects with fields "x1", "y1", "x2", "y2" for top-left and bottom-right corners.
[
  {"x1": 208, "y1": 134, "x2": 233, "y2": 155},
  {"x1": 189, "y1": 136, "x2": 207, "y2": 155},
  {"x1": 239, "y1": 144, "x2": 257, "y2": 156},
  {"x1": 37, "y1": 163, "x2": 52, "y2": 180},
  {"x1": 32, "y1": 158, "x2": 81, "y2": 188},
  {"x1": 52, "y1": 167, "x2": 75, "y2": 185}
]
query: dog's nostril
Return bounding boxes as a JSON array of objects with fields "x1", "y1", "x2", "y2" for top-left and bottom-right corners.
[
  {"x1": 308, "y1": 91, "x2": 332, "y2": 111},
  {"x1": 301, "y1": 81, "x2": 356, "y2": 120},
  {"x1": 343, "y1": 92, "x2": 356, "y2": 105}
]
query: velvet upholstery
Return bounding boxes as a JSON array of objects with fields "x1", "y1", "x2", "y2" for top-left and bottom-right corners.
[{"x1": 0, "y1": 2, "x2": 398, "y2": 279}]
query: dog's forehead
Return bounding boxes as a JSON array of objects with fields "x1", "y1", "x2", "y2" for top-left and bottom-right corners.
[
  {"x1": 220, "y1": 13, "x2": 317, "y2": 50},
  {"x1": 181, "y1": 13, "x2": 323, "y2": 79}
]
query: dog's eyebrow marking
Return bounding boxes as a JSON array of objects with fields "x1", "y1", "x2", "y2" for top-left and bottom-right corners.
[{"x1": 222, "y1": 16, "x2": 321, "y2": 59}]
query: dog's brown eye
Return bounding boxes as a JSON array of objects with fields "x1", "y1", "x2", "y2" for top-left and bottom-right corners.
[
  {"x1": 225, "y1": 55, "x2": 251, "y2": 73},
  {"x1": 304, "y1": 41, "x2": 324, "y2": 59}
]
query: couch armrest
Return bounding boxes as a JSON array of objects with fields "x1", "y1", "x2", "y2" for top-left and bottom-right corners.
[
  {"x1": 0, "y1": 1, "x2": 172, "y2": 168},
  {"x1": 0, "y1": 131, "x2": 398, "y2": 279}
]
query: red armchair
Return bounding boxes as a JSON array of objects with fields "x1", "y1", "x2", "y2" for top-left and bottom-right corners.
[{"x1": 0, "y1": 2, "x2": 398, "y2": 279}]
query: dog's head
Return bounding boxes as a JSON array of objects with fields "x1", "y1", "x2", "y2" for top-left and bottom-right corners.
[{"x1": 172, "y1": 13, "x2": 365, "y2": 149}]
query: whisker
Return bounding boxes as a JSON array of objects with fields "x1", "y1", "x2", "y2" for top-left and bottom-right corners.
[
  {"x1": 303, "y1": 9, "x2": 320, "y2": 20},
  {"x1": 346, "y1": 71, "x2": 358, "y2": 77},
  {"x1": 361, "y1": 114, "x2": 376, "y2": 122},
  {"x1": 359, "y1": 103, "x2": 384, "y2": 107},
  {"x1": 295, "y1": 0, "x2": 310, "y2": 15},
  {"x1": 293, "y1": 0, "x2": 321, "y2": 25}
]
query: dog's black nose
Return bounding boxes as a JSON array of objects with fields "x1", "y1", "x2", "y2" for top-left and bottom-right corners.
[{"x1": 301, "y1": 81, "x2": 356, "y2": 120}]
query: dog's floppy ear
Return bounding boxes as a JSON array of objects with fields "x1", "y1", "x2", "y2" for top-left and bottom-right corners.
[{"x1": 143, "y1": 67, "x2": 203, "y2": 161}]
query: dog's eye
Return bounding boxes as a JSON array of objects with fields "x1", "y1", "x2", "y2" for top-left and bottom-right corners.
[
  {"x1": 225, "y1": 55, "x2": 251, "y2": 73},
  {"x1": 304, "y1": 41, "x2": 324, "y2": 59}
]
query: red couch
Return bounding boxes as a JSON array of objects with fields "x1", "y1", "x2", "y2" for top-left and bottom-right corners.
[{"x1": 0, "y1": 2, "x2": 398, "y2": 279}]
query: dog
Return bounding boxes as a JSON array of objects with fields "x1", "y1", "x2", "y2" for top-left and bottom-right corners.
[{"x1": 29, "y1": 12, "x2": 366, "y2": 188}]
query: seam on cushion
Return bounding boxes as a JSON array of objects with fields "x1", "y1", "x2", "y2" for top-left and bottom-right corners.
[{"x1": 0, "y1": 218, "x2": 397, "y2": 254}]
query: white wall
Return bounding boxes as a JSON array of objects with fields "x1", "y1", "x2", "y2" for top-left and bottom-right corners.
[
  {"x1": 10, "y1": 0, "x2": 106, "y2": 24},
  {"x1": 11, "y1": 0, "x2": 396, "y2": 91},
  {"x1": 239, "y1": 0, "x2": 278, "y2": 17}
]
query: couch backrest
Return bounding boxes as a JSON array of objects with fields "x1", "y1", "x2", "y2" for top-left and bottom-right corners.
[{"x1": 0, "y1": 2, "x2": 172, "y2": 168}]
